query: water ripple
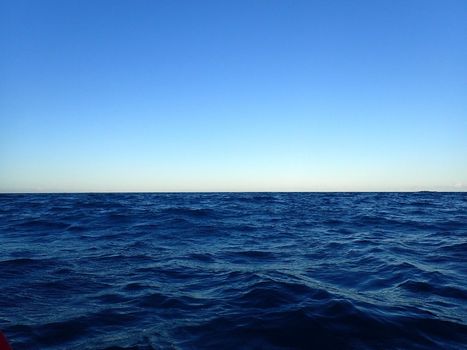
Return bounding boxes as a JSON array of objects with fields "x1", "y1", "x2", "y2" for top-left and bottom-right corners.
[{"x1": 0, "y1": 192, "x2": 466, "y2": 349}]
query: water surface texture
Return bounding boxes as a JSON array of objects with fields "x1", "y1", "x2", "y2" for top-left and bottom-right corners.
[{"x1": 1, "y1": 193, "x2": 466, "y2": 349}]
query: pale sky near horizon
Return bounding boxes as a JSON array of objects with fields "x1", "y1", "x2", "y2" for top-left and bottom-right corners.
[{"x1": 1, "y1": 0, "x2": 466, "y2": 192}]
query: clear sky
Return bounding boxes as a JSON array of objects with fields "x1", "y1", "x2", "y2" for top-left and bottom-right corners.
[{"x1": 1, "y1": 0, "x2": 466, "y2": 192}]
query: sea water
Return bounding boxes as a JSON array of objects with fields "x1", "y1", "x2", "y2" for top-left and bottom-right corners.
[{"x1": 0, "y1": 193, "x2": 466, "y2": 349}]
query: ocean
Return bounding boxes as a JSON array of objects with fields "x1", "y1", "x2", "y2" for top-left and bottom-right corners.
[{"x1": 0, "y1": 192, "x2": 466, "y2": 349}]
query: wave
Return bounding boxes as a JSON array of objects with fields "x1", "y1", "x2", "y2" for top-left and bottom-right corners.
[
  {"x1": 159, "y1": 207, "x2": 217, "y2": 218},
  {"x1": 1, "y1": 192, "x2": 466, "y2": 349},
  {"x1": 398, "y1": 280, "x2": 467, "y2": 300}
]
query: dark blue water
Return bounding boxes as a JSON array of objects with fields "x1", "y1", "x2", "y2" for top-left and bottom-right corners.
[{"x1": 1, "y1": 193, "x2": 466, "y2": 349}]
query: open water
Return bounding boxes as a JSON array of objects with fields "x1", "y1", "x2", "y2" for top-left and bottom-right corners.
[{"x1": 0, "y1": 193, "x2": 466, "y2": 349}]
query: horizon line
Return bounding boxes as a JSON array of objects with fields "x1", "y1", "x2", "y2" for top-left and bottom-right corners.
[{"x1": 1, "y1": 190, "x2": 464, "y2": 194}]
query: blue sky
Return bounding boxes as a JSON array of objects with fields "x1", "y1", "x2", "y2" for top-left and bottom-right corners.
[{"x1": 1, "y1": 0, "x2": 466, "y2": 192}]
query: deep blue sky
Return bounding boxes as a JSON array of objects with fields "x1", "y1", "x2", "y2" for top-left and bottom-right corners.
[{"x1": 1, "y1": 0, "x2": 466, "y2": 192}]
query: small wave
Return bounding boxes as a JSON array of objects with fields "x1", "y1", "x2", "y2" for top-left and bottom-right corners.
[
  {"x1": 159, "y1": 207, "x2": 216, "y2": 218},
  {"x1": 33, "y1": 318, "x2": 90, "y2": 346},
  {"x1": 135, "y1": 292, "x2": 185, "y2": 309},
  {"x1": 95, "y1": 293, "x2": 132, "y2": 304},
  {"x1": 222, "y1": 250, "x2": 277, "y2": 263},
  {"x1": 186, "y1": 252, "x2": 216, "y2": 263},
  {"x1": 135, "y1": 292, "x2": 202, "y2": 311},
  {"x1": 180, "y1": 304, "x2": 467, "y2": 349},
  {"x1": 13, "y1": 219, "x2": 70, "y2": 231},
  {"x1": 234, "y1": 280, "x2": 331, "y2": 309},
  {"x1": 440, "y1": 242, "x2": 467, "y2": 253},
  {"x1": 0, "y1": 258, "x2": 58, "y2": 273},
  {"x1": 398, "y1": 280, "x2": 467, "y2": 300}
]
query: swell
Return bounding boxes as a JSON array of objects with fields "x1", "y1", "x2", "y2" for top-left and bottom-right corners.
[{"x1": 1, "y1": 192, "x2": 466, "y2": 350}]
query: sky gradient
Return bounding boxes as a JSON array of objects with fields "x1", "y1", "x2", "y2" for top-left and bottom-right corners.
[{"x1": 1, "y1": 0, "x2": 466, "y2": 192}]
